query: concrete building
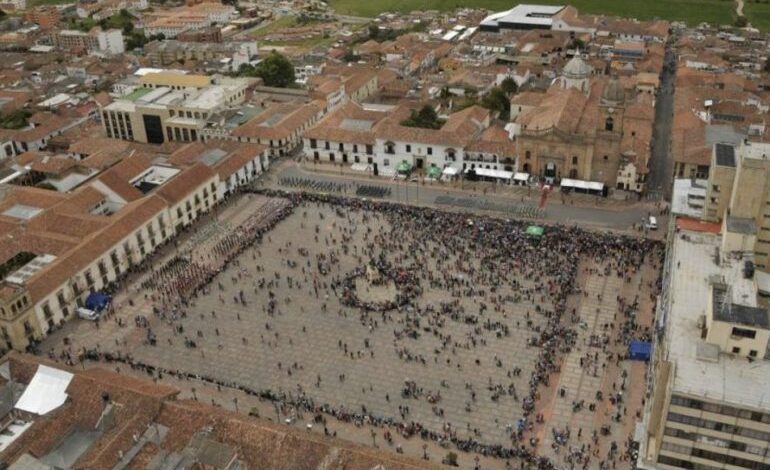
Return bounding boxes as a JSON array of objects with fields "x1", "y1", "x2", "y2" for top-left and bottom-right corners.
[
  {"x1": 51, "y1": 29, "x2": 124, "y2": 55},
  {"x1": 637, "y1": 217, "x2": 770, "y2": 470},
  {"x1": 698, "y1": 141, "x2": 770, "y2": 271},
  {"x1": 100, "y1": 73, "x2": 251, "y2": 144}
]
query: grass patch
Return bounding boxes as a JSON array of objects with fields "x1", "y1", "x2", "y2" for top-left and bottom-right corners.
[
  {"x1": 251, "y1": 15, "x2": 299, "y2": 37},
  {"x1": 744, "y1": 1, "x2": 770, "y2": 31},
  {"x1": 329, "y1": 0, "x2": 735, "y2": 27},
  {"x1": 28, "y1": 0, "x2": 73, "y2": 6}
]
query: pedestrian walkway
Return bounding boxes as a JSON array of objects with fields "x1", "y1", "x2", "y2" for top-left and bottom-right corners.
[{"x1": 540, "y1": 271, "x2": 621, "y2": 458}]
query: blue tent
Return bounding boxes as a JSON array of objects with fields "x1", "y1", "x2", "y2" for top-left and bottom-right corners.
[
  {"x1": 85, "y1": 292, "x2": 111, "y2": 312},
  {"x1": 629, "y1": 341, "x2": 652, "y2": 361}
]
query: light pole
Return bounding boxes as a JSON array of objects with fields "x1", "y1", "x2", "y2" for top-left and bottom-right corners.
[
  {"x1": 233, "y1": 397, "x2": 239, "y2": 413},
  {"x1": 191, "y1": 387, "x2": 197, "y2": 401}
]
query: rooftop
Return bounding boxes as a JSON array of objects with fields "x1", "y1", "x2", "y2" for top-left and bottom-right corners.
[
  {"x1": 714, "y1": 142, "x2": 736, "y2": 167},
  {"x1": 666, "y1": 231, "x2": 770, "y2": 409}
]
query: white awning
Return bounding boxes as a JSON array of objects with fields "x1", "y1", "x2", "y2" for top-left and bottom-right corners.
[
  {"x1": 15, "y1": 365, "x2": 74, "y2": 415},
  {"x1": 442, "y1": 167, "x2": 459, "y2": 175},
  {"x1": 350, "y1": 163, "x2": 370, "y2": 172},
  {"x1": 513, "y1": 172, "x2": 529, "y2": 181},
  {"x1": 466, "y1": 168, "x2": 513, "y2": 180},
  {"x1": 560, "y1": 178, "x2": 604, "y2": 191}
]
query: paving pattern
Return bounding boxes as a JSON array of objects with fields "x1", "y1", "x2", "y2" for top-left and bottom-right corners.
[
  {"x1": 541, "y1": 272, "x2": 621, "y2": 456},
  {"x1": 48, "y1": 198, "x2": 556, "y2": 447}
]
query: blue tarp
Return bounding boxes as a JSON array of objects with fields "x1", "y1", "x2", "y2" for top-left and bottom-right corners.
[
  {"x1": 629, "y1": 340, "x2": 652, "y2": 361},
  {"x1": 85, "y1": 292, "x2": 111, "y2": 312}
]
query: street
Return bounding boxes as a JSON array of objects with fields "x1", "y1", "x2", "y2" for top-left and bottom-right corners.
[
  {"x1": 263, "y1": 162, "x2": 664, "y2": 233},
  {"x1": 647, "y1": 43, "x2": 678, "y2": 200}
]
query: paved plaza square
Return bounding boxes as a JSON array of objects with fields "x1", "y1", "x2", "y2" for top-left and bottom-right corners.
[{"x1": 42, "y1": 192, "x2": 662, "y2": 467}]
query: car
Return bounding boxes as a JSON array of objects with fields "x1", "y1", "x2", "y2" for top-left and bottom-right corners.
[
  {"x1": 77, "y1": 307, "x2": 101, "y2": 321},
  {"x1": 645, "y1": 216, "x2": 658, "y2": 230}
]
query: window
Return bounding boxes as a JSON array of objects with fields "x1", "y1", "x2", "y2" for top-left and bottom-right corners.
[
  {"x1": 385, "y1": 143, "x2": 395, "y2": 154},
  {"x1": 310, "y1": 139, "x2": 317, "y2": 148},
  {"x1": 366, "y1": 145, "x2": 373, "y2": 155},
  {"x1": 338, "y1": 143, "x2": 344, "y2": 151},
  {"x1": 525, "y1": 151, "x2": 531, "y2": 160},
  {"x1": 731, "y1": 327, "x2": 756, "y2": 339},
  {"x1": 750, "y1": 349, "x2": 758, "y2": 357},
  {"x1": 605, "y1": 117, "x2": 614, "y2": 131},
  {"x1": 406, "y1": 144, "x2": 411, "y2": 152},
  {"x1": 572, "y1": 156, "x2": 578, "y2": 165},
  {"x1": 384, "y1": 159, "x2": 390, "y2": 166},
  {"x1": 325, "y1": 141, "x2": 330, "y2": 150},
  {"x1": 427, "y1": 147, "x2": 432, "y2": 155},
  {"x1": 603, "y1": 155, "x2": 608, "y2": 161},
  {"x1": 732, "y1": 346, "x2": 741, "y2": 354}
]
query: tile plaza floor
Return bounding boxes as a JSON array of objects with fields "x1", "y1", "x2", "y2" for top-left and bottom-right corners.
[{"x1": 43, "y1": 193, "x2": 661, "y2": 466}]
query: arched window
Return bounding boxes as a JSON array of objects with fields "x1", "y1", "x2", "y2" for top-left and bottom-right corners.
[{"x1": 605, "y1": 117, "x2": 614, "y2": 132}]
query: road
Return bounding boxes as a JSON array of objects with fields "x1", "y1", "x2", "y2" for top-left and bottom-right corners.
[
  {"x1": 647, "y1": 44, "x2": 678, "y2": 200},
  {"x1": 263, "y1": 162, "x2": 662, "y2": 233}
]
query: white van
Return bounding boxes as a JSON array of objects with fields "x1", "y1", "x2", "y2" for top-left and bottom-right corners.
[
  {"x1": 77, "y1": 307, "x2": 100, "y2": 321},
  {"x1": 645, "y1": 216, "x2": 658, "y2": 230}
]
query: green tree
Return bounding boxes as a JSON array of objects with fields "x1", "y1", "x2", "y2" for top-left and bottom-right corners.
[
  {"x1": 765, "y1": 60, "x2": 770, "y2": 73},
  {"x1": 734, "y1": 15, "x2": 748, "y2": 27},
  {"x1": 568, "y1": 38, "x2": 585, "y2": 50},
  {"x1": 500, "y1": 77, "x2": 517, "y2": 95},
  {"x1": 0, "y1": 109, "x2": 31, "y2": 130},
  {"x1": 480, "y1": 86, "x2": 511, "y2": 119},
  {"x1": 401, "y1": 105, "x2": 443, "y2": 129},
  {"x1": 254, "y1": 51, "x2": 295, "y2": 87}
]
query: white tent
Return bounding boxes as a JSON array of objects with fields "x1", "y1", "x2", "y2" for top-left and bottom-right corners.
[
  {"x1": 442, "y1": 167, "x2": 459, "y2": 176},
  {"x1": 15, "y1": 365, "x2": 74, "y2": 415}
]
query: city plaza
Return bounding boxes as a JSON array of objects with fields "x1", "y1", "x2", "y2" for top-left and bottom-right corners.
[{"x1": 39, "y1": 189, "x2": 663, "y2": 468}]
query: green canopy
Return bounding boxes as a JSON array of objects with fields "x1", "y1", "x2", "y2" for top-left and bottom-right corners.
[
  {"x1": 426, "y1": 165, "x2": 442, "y2": 179},
  {"x1": 526, "y1": 225, "x2": 544, "y2": 237},
  {"x1": 397, "y1": 160, "x2": 412, "y2": 174}
]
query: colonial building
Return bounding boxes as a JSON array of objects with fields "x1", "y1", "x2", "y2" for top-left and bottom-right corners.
[
  {"x1": 510, "y1": 55, "x2": 654, "y2": 191},
  {"x1": 303, "y1": 102, "x2": 517, "y2": 177}
]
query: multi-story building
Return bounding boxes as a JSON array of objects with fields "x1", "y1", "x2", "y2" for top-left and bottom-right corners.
[
  {"x1": 143, "y1": 3, "x2": 237, "y2": 38},
  {"x1": 698, "y1": 141, "x2": 770, "y2": 271},
  {"x1": 143, "y1": 40, "x2": 257, "y2": 68},
  {"x1": 51, "y1": 29, "x2": 124, "y2": 55},
  {"x1": 637, "y1": 213, "x2": 770, "y2": 470},
  {"x1": 25, "y1": 6, "x2": 61, "y2": 29},
  {"x1": 100, "y1": 72, "x2": 251, "y2": 144}
]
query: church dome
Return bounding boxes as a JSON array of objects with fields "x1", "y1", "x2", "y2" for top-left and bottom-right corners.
[
  {"x1": 562, "y1": 56, "x2": 592, "y2": 79},
  {"x1": 602, "y1": 76, "x2": 626, "y2": 105}
]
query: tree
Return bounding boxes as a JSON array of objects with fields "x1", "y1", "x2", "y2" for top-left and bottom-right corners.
[
  {"x1": 765, "y1": 59, "x2": 770, "y2": 73},
  {"x1": 568, "y1": 38, "x2": 585, "y2": 50},
  {"x1": 342, "y1": 50, "x2": 360, "y2": 63},
  {"x1": 401, "y1": 105, "x2": 443, "y2": 129},
  {"x1": 443, "y1": 452, "x2": 459, "y2": 466},
  {"x1": 254, "y1": 51, "x2": 295, "y2": 87},
  {"x1": 480, "y1": 86, "x2": 511, "y2": 119},
  {"x1": 734, "y1": 15, "x2": 748, "y2": 27},
  {"x1": 500, "y1": 77, "x2": 518, "y2": 95},
  {"x1": 0, "y1": 109, "x2": 31, "y2": 130}
]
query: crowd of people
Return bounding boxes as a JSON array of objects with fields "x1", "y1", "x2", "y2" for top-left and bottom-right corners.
[{"x1": 55, "y1": 188, "x2": 663, "y2": 469}]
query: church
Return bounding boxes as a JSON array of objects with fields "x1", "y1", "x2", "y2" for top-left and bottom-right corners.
[{"x1": 510, "y1": 55, "x2": 654, "y2": 192}]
